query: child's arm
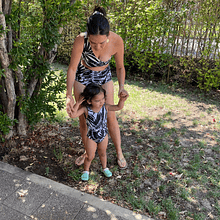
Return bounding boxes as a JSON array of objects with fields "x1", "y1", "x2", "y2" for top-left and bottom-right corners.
[
  {"x1": 106, "y1": 94, "x2": 128, "y2": 112},
  {"x1": 69, "y1": 96, "x2": 86, "y2": 118}
]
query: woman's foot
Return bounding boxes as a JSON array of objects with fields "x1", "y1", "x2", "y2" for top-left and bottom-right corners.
[
  {"x1": 117, "y1": 155, "x2": 127, "y2": 170},
  {"x1": 103, "y1": 168, "x2": 112, "y2": 177},
  {"x1": 75, "y1": 152, "x2": 86, "y2": 166},
  {"x1": 81, "y1": 171, "x2": 89, "y2": 181}
]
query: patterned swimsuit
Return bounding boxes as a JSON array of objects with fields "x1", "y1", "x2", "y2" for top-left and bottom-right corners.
[
  {"x1": 75, "y1": 32, "x2": 112, "y2": 86},
  {"x1": 86, "y1": 104, "x2": 108, "y2": 144}
]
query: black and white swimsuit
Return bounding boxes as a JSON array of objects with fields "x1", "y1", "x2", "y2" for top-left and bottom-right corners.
[
  {"x1": 86, "y1": 104, "x2": 108, "y2": 144},
  {"x1": 75, "y1": 32, "x2": 112, "y2": 86}
]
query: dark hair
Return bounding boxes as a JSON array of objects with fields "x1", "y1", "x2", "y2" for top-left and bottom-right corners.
[
  {"x1": 81, "y1": 83, "x2": 106, "y2": 106},
  {"x1": 87, "y1": 6, "x2": 110, "y2": 36}
]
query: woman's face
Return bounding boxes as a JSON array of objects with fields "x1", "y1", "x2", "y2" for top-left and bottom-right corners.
[{"x1": 89, "y1": 34, "x2": 108, "y2": 51}]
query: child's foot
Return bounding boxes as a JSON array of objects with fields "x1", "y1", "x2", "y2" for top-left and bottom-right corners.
[
  {"x1": 103, "y1": 168, "x2": 112, "y2": 177},
  {"x1": 81, "y1": 171, "x2": 89, "y2": 181}
]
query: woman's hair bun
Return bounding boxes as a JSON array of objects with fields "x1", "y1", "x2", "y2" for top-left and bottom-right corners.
[{"x1": 93, "y1": 6, "x2": 106, "y2": 17}]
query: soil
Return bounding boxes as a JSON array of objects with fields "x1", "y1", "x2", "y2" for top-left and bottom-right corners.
[{"x1": 1, "y1": 84, "x2": 220, "y2": 220}]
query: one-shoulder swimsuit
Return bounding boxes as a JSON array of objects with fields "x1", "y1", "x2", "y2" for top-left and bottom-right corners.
[{"x1": 75, "y1": 32, "x2": 112, "y2": 86}]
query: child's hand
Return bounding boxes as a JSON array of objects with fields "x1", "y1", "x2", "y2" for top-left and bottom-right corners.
[
  {"x1": 119, "y1": 93, "x2": 129, "y2": 102},
  {"x1": 68, "y1": 95, "x2": 85, "y2": 118},
  {"x1": 77, "y1": 95, "x2": 85, "y2": 105}
]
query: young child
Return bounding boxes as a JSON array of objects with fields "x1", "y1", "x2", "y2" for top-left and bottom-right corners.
[{"x1": 69, "y1": 83, "x2": 128, "y2": 181}]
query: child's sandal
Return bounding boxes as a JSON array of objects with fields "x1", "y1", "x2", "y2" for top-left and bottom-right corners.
[
  {"x1": 81, "y1": 171, "x2": 89, "y2": 181},
  {"x1": 103, "y1": 168, "x2": 112, "y2": 178}
]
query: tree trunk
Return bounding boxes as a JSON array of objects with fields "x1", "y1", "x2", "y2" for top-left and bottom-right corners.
[
  {"x1": 16, "y1": 68, "x2": 27, "y2": 136},
  {"x1": 0, "y1": 1, "x2": 16, "y2": 138}
]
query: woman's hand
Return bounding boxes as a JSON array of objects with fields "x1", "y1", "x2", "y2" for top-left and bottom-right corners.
[
  {"x1": 118, "y1": 86, "x2": 129, "y2": 98},
  {"x1": 66, "y1": 95, "x2": 75, "y2": 116},
  {"x1": 119, "y1": 93, "x2": 129, "y2": 102}
]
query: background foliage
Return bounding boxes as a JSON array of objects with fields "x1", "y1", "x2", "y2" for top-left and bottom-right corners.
[
  {"x1": 57, "y1": 0, "x2": 220, "y2": 91},
  {"x1": 0, "y1": 0, "x2": 81, "y2": 138}
]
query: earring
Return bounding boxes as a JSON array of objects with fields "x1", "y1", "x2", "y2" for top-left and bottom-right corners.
[{"x1": 107, "y1": 39, "x2": 109, "y2": 43}]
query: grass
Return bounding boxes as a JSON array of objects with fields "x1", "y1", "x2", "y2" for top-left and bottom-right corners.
[{"x1": 50, "y1": 63, "x2": 220, "y2": 220}]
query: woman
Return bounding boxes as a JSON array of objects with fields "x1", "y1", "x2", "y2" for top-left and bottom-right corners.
[{"x1": 66, "y1": 6, "x2": 128, "y2": 169}]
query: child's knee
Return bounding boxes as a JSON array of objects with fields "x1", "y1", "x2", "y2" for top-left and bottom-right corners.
[
  {"x1": 86, "y1": 154, "x2": 95, "y2": 162},
  {"x1": 98, "y1": 148, "x2": 106, "y2": 158}
]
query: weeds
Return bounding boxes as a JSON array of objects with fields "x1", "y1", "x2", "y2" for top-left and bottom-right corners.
[
  {"x1": 53, "y1": 147, "x2": 63, "y2": 163},
  {"x1": 68, "y1": 169, "x2": 81, "y2": 181},
  {"x1": 162, "y1": 197, "x2": 180, "y2": 220}
]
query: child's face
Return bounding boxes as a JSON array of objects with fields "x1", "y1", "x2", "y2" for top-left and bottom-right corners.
[{"x1": 88, "y1": 92, "x2": 105, "y2": 109}]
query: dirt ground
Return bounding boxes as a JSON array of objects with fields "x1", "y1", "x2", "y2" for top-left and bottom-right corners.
[{"x1": 1, "y1": 85, "x2": 220, "y2": 220}]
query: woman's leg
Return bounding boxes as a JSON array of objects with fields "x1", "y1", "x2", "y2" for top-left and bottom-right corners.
[
  {"x1": 102, "y1": 81, "x2": 127, "y2": 168},
  {"x1": 97, "y1": 136, "x2": 108, "y2": 169},
  {"x1": 74, "y1": 81, "x2": 87, "y2": 165}
]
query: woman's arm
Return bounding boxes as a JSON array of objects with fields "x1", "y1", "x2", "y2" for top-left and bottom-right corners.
[
  {"x1": 114, "y1": 35, "x2": 126, "y2": 94},
  {"x1": 66, "y1": 34, "x2": 84, "y2": 114}
]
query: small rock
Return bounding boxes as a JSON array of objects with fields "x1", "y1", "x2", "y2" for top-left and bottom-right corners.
[
  {"x1": 144, "y1": 179, "x2": 152, "y2": 186},
  {"x1": 201, "y1": 199, "x2": 212, "y2": 210},
  {"x1": 208, "y1": 212, "x2": 215, "y2": 219},
  {"x1": 183, "y1": 163, "x2": 189, "y2": 167},
  {"x1": 20, "y1": 156, "x2": 29, "y2": 161},
  {"x1": 204, "y1": 149, "x2": 212, "y2": 154},
  {"x1": 159, "y1": 174, "x2": 167, "y2": 181},
  {"x1": 148, "y1": 153, "x2": 155, "y2": 158},
  {"x1": 182, "y1": 157, "x2": 189, "y2": 162},
  {"x1": 185, "y1": 203, "x2": 193, "y2": 210},
  {"x1": 139, "y1": 184, "x2": 145, "y2": 189},
  {"x1": 141, "y1": 158, "x2": 147, "y2": 165},
  {"x1": 206, "y1": 157, "x2": 214, "y2": 162},
  {"x1": 48, "y1": 131, "x2": 57, "y2": 136},
  {"x1": 158, "y1": 212, "x2": 166, "y2": 217}
]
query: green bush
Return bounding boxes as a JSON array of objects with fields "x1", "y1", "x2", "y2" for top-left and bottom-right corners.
[
  {"x1": 56, "y1": 0, "x2": 220, "y2": 91},
  {"x1": 0, "y1": 111, "x2": 17, "y2": 142}
]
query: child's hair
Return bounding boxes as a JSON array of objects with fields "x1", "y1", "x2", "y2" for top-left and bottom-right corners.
[{"x1": 81, "y1": 83, "x2": 106, "y2": 106}]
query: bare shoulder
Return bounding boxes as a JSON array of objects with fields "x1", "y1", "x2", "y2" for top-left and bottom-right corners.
[
  {"x1": 73, "y1": 33, "x2": 85, "y2": 46},
  {"x1": 109, "y1": 31, "x2": 123, "y2": 46}
]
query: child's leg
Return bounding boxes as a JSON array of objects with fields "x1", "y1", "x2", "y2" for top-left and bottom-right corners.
[
  {"x1": 97, "y1": 135, "x2": 108, "y2": 169},
  {"x1": 84, "y1": 138, "x2": 97, "y2": 171}
]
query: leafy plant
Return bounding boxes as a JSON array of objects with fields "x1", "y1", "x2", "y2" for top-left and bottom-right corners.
[
  {"x1": 162, "y1": 197, "x2": 180, "y2": 220},
  {"x1": 0, "y1": 111, "x2": 17, "y2": 142},
  {"x1": 53, "y1": 147, "x2": 63, "y2": 163},
  {"x1": 68, "y1": 169, "x2": 82, "y2": 181}
]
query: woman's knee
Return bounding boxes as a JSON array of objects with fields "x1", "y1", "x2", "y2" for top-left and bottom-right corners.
[{"x1": 107, "y1": 111, "x2": 117, "y2": 125}]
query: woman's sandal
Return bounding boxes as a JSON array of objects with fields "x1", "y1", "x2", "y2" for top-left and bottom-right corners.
[
  {"x1": 75, "y1": 153, "x2": 86, "y2": 166},
  {"x1": 81, "y1": 171, "x2": 89, "y2": 181},
  {"x1": 103, "y1": 168, "x2": 112, "y2": 177},
  {"x1": 117, "y1": 156, "x2": 128, "y2": 170}
]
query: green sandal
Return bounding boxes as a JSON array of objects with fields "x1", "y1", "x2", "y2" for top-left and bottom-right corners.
[
  {"x1": 81, "y1": 171, "x2": 89, "y2": 181},
  {"x1": 103, "y1": 168, "x2": 112, "y2": 177}
]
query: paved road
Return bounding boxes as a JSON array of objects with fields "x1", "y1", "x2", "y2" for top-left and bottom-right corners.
[{"x1": 0, "y1": 161, "x2": 153, "y2": 220}]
